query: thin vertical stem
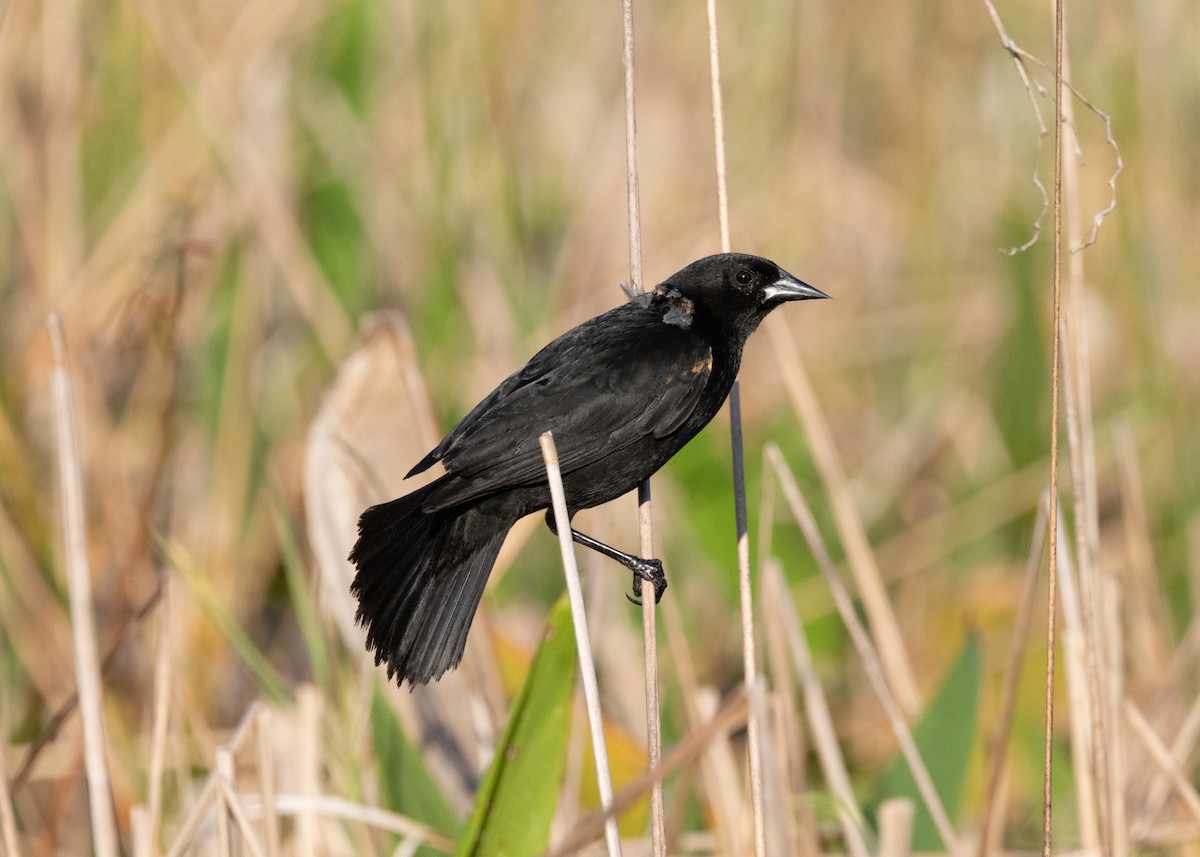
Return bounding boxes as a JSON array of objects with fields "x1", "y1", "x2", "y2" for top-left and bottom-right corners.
[
  {"x1": 49, "y1": 314, "x2": 119, "y2": 857},
  {"x1": 0, "y1": 746, "x2": 20, "y2": 857},
  {"x1": 1042, "y1": 0, "x2": 1065, "y2": 852},
  {"x1": 621, "y1": 0, "x2": 643, "y2": 294},
  {"x1": 146, "y1": 576, "x2": 174, "y2": 857},
  {"x1": 978, "y1": 492, "x2": 1050, "y2": 857},
  {"x1": 258, "y1": 708, "x2": 281, "y2": 857},
  {"x1": 1056, "y1": 4, "x2": 1121, "y2": 852},
  {"x1": 706, "y1": 0, "x2": 731, "y2": 256},
  {"x1": 637, "y1": 482, "x2": 665, "y2": 855},
  {"x1": 764, "y1": 561, "x2": 871, "y2": 857},
  {"x1": 619, "y1": 0, "x2": 664, "y2": 850},
  {"x1": 706, "y1": 0, "x2": 765, "y2": 852},
  {"x1": 541, "y1": 433, "x2": 623, "y2": 857}
]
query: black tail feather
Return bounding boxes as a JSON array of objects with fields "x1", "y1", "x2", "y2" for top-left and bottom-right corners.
[{"x1": 349, "y1": 479, "x2": 514, "y2": 685}]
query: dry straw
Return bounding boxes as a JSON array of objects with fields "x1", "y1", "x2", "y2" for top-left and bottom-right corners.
[
  {"x1": 703, "y1": 0, "x2": 768, "y2": 853},
  {"x1": 0, "y1": 732, "x2": 19, "y2": 857},
  {"x1": 540, "y1": 432, "x2": 622, "y2": 857},
  {"x1": 49, "y1": 315, "x2": 119, "y2": 857},
  {"x1": 977, "y1": 492, "x2": 1050, "y2": 857},
  {"x1": 762, "y1": 560, "x2": 871, "y2": 857},
  {"x1": 767, "y1": 443, "x2": 961, "y2": 854},
  {"x1": 618, "y1": 0, "x2": 667, "y2": 849}
]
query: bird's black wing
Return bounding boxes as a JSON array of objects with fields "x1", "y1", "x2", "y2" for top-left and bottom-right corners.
[{"x1": 414, "y1": 302, "x2": 712, "y2": 506}]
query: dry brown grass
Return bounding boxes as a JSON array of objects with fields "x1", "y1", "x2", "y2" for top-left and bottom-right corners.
[{"x1": 2, "y1": 0, "x2": 1199, "y2": 853}]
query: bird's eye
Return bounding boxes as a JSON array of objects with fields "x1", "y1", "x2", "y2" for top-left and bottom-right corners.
[{"x1": 735, "y1": 269, "x2": 753, "y2": 286}]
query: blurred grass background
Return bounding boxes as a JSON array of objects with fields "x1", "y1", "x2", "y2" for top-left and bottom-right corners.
[{"x1": 2, "y1": 0, "x2": 1199, "y2": 852}]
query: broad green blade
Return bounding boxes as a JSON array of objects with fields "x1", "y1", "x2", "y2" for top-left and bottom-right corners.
[
  {"x1": 370, "y1": 685, "x2": 462, "y2": 855},
  {"x1": 868, "y1": 636, "x2": 980, "y2": 851},
  {"x1": 456, "y1": 597, "x2": 577, "y2": 857}
]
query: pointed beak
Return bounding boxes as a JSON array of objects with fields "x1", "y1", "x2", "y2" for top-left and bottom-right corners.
[{"x1": 763, "y1": 269, "x2": 830, "y2": 304}]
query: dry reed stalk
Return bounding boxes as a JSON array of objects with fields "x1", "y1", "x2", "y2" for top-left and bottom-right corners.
[
  {"x1": 697, "y1": 687, "x2": 753, "y2": 853},
  {"x1": 0, "y1": 750, "x2": 20, "y2": 857},
  {"x1": 705, "y1": 0, "x2": 731, "y2": 254},
  {"x1": 256, "y1": 708, "x2": 281, "y2": 857},
  {"x1": 238, "y1": 794, "x2": 455, "y2": 851},
  {"x1": 131, "y1": 805, "x2": 151, "y2": 857},
  {"x1": 742, "y1": 681, "x2": 782, "y2": 856},
  {"x1": 703, "y1": 2, "x2": 767, "y2": 852},
  {"x1": 227, "y1": 702, "x2": 265, "y2": 756},
  {"x1": 540, "y1": 432, "x2": 622, "y2": 857},
  {"x1": 977, "y1": 491, "x2": 1050, "y2": 857},
  {"x1": 49, "y1": 315, "x2": 119, "y2": 857},
  {"x1": 759, "y1": 559, "x2": 818, "y2": 857},
  {"x1": 1135, "y1": 822, "x2": 1200, "y2": 847},
  {"x1": 163, "y1": 775, "x2": 221, "y2": 857},
  {"x1": 636, "y1": 483, "x2": 665, "y2": 855},
  {"x1": 762, "y1": 560, "x2": 870, "y2": 857},
  {"x1": 767, "y1": 444, "x2": 960, "y2": 854},
  {"x1": 1058, "y1": 9, "x2": 1102, "y2": 620},
  {"x1": 1102, "y1": 573, "x2": 1129, "y2": 857},
  {"x1": 215, "y1": 775, "x2": 268, "y2": 857},
  {"x1": 620, "y1": 0, "x2": 643, "y2": 293},
  {"x1": 145, "y1": 576, "x2": 174, "y2": 856},
  {"x1": 1135, "y1": 694, "x2": 1200, "y2": 837},
  {"x1": 161, "y1": 702, "x2": 264, "y2": 856},
  {"x1": 1052, "y1": 506, "x2": 1100, "y2": 848},
  {"x1": 1159, "y1": 617, "x2": 1200, "y2": 718},
  {"x1": 662, "y1": 599, "x2": 748, "y2": 855},
  {"x1": 215, "y1": 749, "x2": 234, "y2": 857},
  {"x1": 297, "y1": 685, "x2": 322, "y2": 857},
  {"x1": 765, "y1": 319, "x2": 921, "y2": 717},
  {"x1": 547, "y1": 688, "x2": 750, "y2": 857},
  {"x1": 731, "y1": 386, "x2": 766, "y2": 853},
  {"x1": 762, "y1": 692, "x2": 798, "y2": 856},
  {"x1": 1123, "y1": 701, "x2": 1200, "y2": 830},
  {"x1": 1042, "y1": 0, "x2": 1066, "y2": 851},
  {"x1": 1059, "y1": 313, "x2": 1116, "y2": 857},
  {"x1": 1033, "y1": 0, "x2": 1126, "y2": 848},
  {"x1": 617, "y1": 0, "x2": 664, "y2": 847},
  {"x1": 878, "y1": 798, "x2": 915, "y2": 857},
  {"x1": 1115, "y1": 426, "x2": 1171, "y2": 678}
]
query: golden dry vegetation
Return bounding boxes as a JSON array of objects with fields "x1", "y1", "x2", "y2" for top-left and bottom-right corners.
[{"x1": 1, "y1": 0, "x2": 1198, "y2": 853}]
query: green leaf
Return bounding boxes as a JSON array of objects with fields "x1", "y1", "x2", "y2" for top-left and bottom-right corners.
[
  {"x1": 456, "y1": 597, "x2": 577, "y2": 857},
  {"x1": 867, "y1": 636, "x2": 980, "y2": 851},
  {"x1": 369, "y1": 684, "x2": 461, "y2": 854}
]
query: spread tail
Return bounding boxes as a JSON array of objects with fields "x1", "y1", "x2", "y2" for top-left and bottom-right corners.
[{"x1": 349, "y1": 479, "x2": 513, "y2": 685}]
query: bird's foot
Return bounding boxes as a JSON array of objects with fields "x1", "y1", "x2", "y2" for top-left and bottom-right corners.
[{"x1": 625, "y1": 558, "x2": 667, "y2": 606}]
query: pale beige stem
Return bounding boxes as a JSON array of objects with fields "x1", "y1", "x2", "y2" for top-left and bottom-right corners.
[
  {"x1": 541, "y1": 432, "x2": 622, "y2": 857},
  {"x1": 49, "y1": 315, "x2": 119, "y2": 857}
]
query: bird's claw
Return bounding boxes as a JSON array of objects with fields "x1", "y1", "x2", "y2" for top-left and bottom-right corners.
[{"x1": 626, "y1": 558, "x2": 667, "y2": 606}]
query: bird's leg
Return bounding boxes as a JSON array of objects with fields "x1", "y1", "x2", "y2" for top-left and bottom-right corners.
[{"x1": 544, "y1": 511, "x2": 667, "y2": 605}]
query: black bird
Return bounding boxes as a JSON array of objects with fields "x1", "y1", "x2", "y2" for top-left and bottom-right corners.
[{"x1": 350, "y1": 252, "x2": 828, "y2": 685}]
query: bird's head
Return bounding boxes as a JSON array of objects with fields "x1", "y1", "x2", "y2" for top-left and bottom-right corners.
[{"x1": 654, "y1": 252, "x2": 828, "y2": 340}]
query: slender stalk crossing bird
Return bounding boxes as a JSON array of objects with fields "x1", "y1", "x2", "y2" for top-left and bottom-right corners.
[{"x1": 350, "y1": 252, "x2": 828, "y2": 685}]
